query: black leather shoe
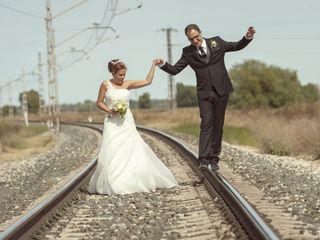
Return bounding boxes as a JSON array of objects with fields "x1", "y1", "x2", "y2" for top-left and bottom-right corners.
[
  {"x1": 198, "y1": 162, "x2": 208, "y2": 170},
  {"x1": 198, "y1": 158, "x2": 209, "y2": 169},
  {"x1": 208, "y1": 162, "x2": 220, "y2": 171}
]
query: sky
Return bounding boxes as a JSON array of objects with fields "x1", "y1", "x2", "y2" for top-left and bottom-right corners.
[{"x1": 0, "y1": 0, "x2": 319, "y2": 106}]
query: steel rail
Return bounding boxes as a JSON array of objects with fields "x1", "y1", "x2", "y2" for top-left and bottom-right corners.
[{"x1": 137, "y1": 125, "x2": 279, "y2": 240}]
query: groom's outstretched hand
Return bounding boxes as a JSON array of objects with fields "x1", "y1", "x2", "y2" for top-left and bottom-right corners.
[
  {"x1": 154, "y1": 58, "x2": 165, "y2": 68},
  {"x1": 246, "y1": 26, "x2": 256, "y2": 39}
]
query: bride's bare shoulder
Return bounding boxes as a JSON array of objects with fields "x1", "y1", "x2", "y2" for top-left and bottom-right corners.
[{"x1": 101, "y1": 80, "x2": 109, "y2": 89}]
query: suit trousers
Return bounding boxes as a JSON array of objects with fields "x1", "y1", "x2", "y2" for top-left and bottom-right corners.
[{"x1": 198, "y1": 88, "x2": 229, "y2": 164}]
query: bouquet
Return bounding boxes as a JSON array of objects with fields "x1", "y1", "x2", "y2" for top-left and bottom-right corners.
[{"x1": 112, "y1": 100, "x2": 128, "y2": 118}]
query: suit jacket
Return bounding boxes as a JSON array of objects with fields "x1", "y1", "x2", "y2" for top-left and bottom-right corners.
[{"x1": 161, "y1": 36, "x2": 252, "y2": 99}]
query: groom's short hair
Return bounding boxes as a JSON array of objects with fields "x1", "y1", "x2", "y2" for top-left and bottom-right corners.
[{"x1": 184, "y1": 24, "x2": 201, "y2": 35}]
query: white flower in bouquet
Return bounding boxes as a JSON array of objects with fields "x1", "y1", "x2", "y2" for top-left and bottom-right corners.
[{"x1": 112, "y1": 100, "x2": 128, "y2": 118}]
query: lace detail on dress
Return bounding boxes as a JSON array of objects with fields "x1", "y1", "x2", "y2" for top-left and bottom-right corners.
[{"x1": 105, "y1": 80, "x2": 130, "y2": 108}]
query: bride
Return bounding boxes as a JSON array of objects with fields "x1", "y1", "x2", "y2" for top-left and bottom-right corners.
[{"x1": 88, "y1": 59, "x2": 178, "y2": 195}]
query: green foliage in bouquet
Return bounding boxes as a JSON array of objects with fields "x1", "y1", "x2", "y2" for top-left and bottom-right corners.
[{"x1": 112, "y1": 100, "x2": 128, "y2": 118}]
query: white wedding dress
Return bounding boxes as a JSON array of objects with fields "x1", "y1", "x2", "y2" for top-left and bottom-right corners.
[{"x1": 88, "y1": 80, "x2": 178, "y2": 195}]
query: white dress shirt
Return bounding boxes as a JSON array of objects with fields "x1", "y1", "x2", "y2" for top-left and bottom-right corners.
[{"x1": 197, "y1": 39, "x2": 208, "y2": 55}]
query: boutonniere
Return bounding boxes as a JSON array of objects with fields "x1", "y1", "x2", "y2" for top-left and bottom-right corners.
[{"x1": 210, "y1": 40, "x2": 217, "y2": 48}]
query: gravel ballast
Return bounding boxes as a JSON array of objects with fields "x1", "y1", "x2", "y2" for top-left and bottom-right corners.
[{"x1": 0, "y1": 125, "x2": 100, "y2": 225}]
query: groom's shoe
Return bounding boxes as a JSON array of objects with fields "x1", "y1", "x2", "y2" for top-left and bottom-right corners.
[
  {"x1": 198, "y1": 162, "x2": 208, "y2": 170},
  {"x1": 208, "y1": 157, "x2": 220, "y2": 171},
  {"x1": 208, "y1": 162, "x2": 220, "y2": 171},
  {"x1": 198, "y1": 159, "x2": 209, "y2": 170}
]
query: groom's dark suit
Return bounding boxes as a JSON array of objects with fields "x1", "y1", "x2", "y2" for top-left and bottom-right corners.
[{"x1": 161, "y1": 36, "x2": 252, "y2": 164}]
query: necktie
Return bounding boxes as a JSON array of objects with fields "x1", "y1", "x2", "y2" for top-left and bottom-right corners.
[{"x1": 199, "y1": 46, "x2": 207, "y2": 58}]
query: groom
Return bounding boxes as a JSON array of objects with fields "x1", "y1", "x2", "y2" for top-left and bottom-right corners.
[{"x1": 156, "y1": 24, "x2": 255, "y2": 171}]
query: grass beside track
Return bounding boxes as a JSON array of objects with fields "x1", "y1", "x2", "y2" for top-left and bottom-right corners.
[
  {"x1": 175, "y1": 123, "x2": 259, "y2": 148},
  {"x1": 0, "y1": 120, "x2": 56, "y2": 164}
]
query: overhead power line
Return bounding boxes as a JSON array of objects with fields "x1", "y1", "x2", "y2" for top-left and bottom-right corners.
[
  {"x1": 52, "y1": 0, "x2": 88, "y2": 20},
  {"x1": 55, "y1": 0, "x2": 142, "y2": 70},
  {"x1": 0, "y1": 2, "x2": 43, "y2": 19},
  {"x1": 0, "y1": 0, "x2": 144, "y2": 106}
]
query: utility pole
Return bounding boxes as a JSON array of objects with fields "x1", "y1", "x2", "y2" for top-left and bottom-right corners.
[
  {"x1": 45, "y1": 0, "x2": 60, "y2": 134},
  {"x1": 38, "y1": 53, "x2": 45, "y2": 115},
  {"x1": 21, "y1": 70, "x2": 29, "y2": 127},
  {"x1": 44, "y1": 0, "x2": 88, "y2": 134},
  {"x1": 8, "y1": 82, "x2": 13, "y2": 117},
  {"x1": 160, "y1": 27, "x2": 177, "y2": 109}
]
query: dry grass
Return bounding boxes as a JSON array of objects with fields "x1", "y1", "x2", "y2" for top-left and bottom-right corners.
[
  {"x1": 132, "y1": 108, "x2": 200, "y2": 129},
  {"x1": 0, "y1": 118, "x2": 57, "y2": 164},
  {"x1": 225, "y1": 104, "x2": 320, "y2": 159},
  {"x1": 29, "y1": 112, "x2": 105, "y2": 124},
  {"x1": 0, "y1": 117, "x2": 22, "y2": 144},
  {"x1": 250, "y1": 117, "x2": 320, "y2": 158},
  {"x1": 0, "y1": 134, "x2": 57, "y2": 164}
]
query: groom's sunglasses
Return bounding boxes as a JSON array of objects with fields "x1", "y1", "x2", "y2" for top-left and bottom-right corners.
[{"x1": 187, "y1": 33, "x2": 201, "y2": 42}]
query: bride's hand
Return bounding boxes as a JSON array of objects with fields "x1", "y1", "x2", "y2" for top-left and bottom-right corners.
[
  {"x1": 154, "y1": 58, "x2": 164, "y2": 65},
  {"x1": 108, "y1": 109, "x2": 118, "y2": 117}
]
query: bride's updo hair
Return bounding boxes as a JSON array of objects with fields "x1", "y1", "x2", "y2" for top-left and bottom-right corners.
[{"x1": 108, "y1": 59, "x2": 127, "y2": 73}]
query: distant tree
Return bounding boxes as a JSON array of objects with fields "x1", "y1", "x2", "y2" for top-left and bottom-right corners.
[
  {"x1": 138, "y1": 92, "x2": 151, "y2": 109},
  {"x1": 60, "y1": 100, "x2": 97, "y2": 112},
  {"x1": 77, "y1": 100, "x2": 95, "y2": 112},
  {"x1": 2, "y1": 106, "x2": 8, "y2": 116},
  {"x1": 2, "y1": 105, "x2": 18, "y2": 116},
  {"x1": 19, "y1": 89, "x2": 40, "y2": 113},
  {"x1": 301, "y1": 83, "x2": 320, "y2": 102},
  {"x1": 229, "y1": 60, "x2": 304, "y2": 108},
  {"x1": 176, "y1": 83, "x2": 198, "y2": 107},
  {"x1": 60, "y1": 103, "x2": 77, "y2": 112},
  {"x1": 129, "y1": 100, "x2": 139, "y2": 109}
]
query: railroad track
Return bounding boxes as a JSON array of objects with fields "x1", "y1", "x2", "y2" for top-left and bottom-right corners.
[{"x1": 0, "y1": 123, "x2": 279, "y2": 240}]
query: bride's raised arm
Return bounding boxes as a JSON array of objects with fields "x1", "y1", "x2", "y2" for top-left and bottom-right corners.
[{"x1": 125, "y1": 60, "x2": 157, "y2": 90}]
